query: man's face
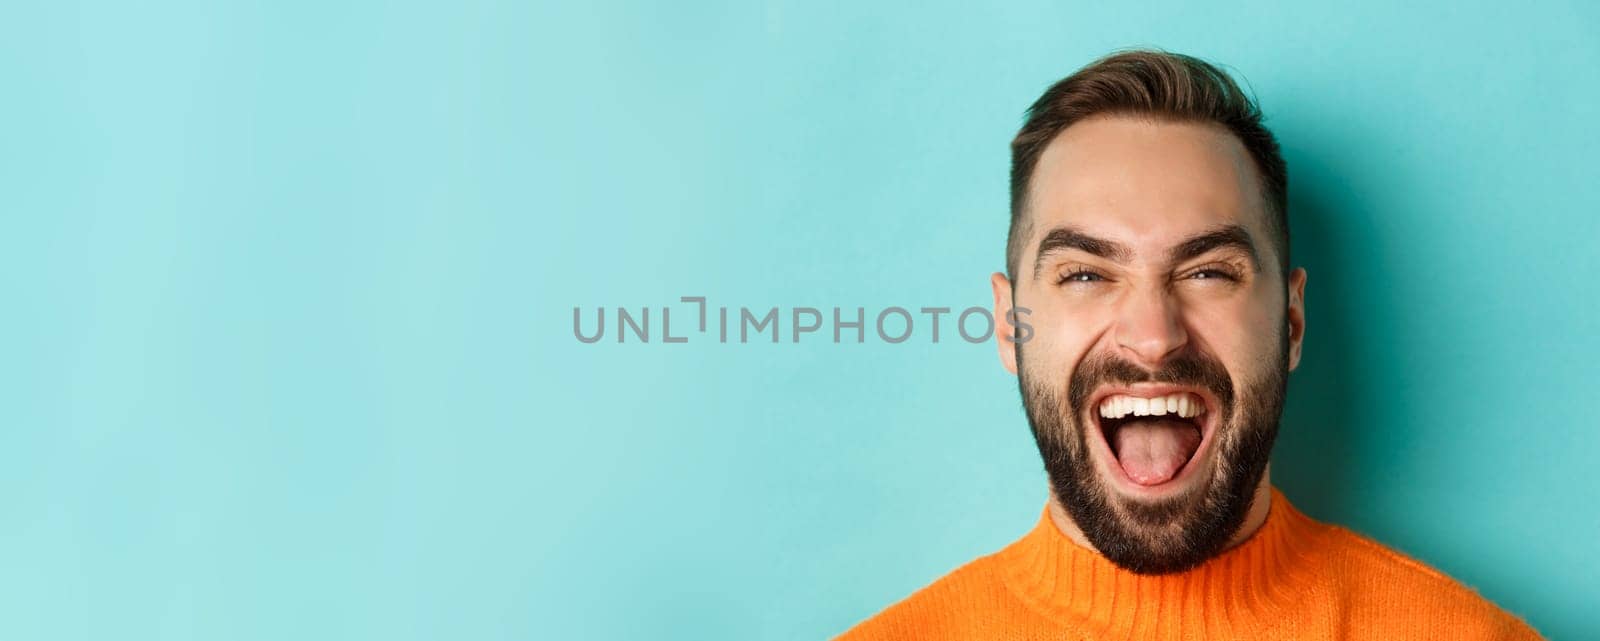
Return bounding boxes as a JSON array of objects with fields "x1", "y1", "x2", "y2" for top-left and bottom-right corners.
[{"x1": 991, "y1": 116, "x2": 1307, "y2": 574}]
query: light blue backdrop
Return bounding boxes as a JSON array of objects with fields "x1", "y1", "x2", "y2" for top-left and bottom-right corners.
[{"x1": 4, "y1": 1, "x2": 1596, "y2": 639}]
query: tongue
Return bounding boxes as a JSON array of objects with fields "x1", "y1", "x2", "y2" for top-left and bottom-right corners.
[{"x1": 1112, "y1": 418, "x2": 1202, "y2": 486}]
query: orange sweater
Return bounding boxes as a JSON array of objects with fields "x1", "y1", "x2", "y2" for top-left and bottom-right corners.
[{"x1": 837, "y1": 488, "x2": 1541, "y2": 640}]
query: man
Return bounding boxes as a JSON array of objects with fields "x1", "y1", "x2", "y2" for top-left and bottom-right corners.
[{"x1": 836, "y1": 50, "x2": 1541, "y2": 640}]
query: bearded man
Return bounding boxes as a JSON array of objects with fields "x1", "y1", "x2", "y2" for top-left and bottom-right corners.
[{"x1": 836, "y1": 50, "x2": 1541, "y2": 640}]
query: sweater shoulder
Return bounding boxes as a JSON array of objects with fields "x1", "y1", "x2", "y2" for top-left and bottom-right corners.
[
  {"x1": 1313, "y1": 523, "x2": 1543, "y2": 640},
  {"x1": 833, "y1": 552, "x2": 1018, "y2": 641}
]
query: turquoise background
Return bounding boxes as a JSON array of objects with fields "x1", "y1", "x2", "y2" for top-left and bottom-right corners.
[{"x1": 4, "y1": 1, "x2": 1596, "y2": 639}]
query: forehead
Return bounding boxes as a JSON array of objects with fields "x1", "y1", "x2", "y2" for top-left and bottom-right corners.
[{"x1": 1027, "y1": 116, "x2": 1270, "y2": 258}]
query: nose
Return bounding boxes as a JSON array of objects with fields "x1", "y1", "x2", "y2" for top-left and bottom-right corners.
[{"x1": 1112, "y1": 286, "x2": 1189, "y2": 369}]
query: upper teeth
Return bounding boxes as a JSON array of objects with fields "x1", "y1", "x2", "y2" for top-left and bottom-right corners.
[{"x1": 1098, "y1": 393, "x2": 1205, "y2": 419}]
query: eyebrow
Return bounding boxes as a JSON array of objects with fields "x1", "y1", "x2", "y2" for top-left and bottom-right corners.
[
  {"x1": 1032, "y1": 227, "x2": 1132, "y2": 277},
  {"x1": 1169, "y1": 224, "x2": 1261, "y2": 269},
  {"x1": 1031, "y1": 223, "x2": 1262, "y2": 278}
]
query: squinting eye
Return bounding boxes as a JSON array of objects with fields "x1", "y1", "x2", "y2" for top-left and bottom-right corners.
[
  {"x1": 1060, "y1": 271, "x2": 1105, "y2": 284},
  {"x1": 1190, "y1": 269, "x2": 1237, "y2": 281}
]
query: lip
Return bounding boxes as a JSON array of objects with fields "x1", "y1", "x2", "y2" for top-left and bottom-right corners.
[{"x1": 1085, "y1": 383, "x2": 1222, "y2": 496}]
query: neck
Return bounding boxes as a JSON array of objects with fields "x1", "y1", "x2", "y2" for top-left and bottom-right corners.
[{"x1": 1045, "y1": 465, "x2": 1274, "y2": 555}]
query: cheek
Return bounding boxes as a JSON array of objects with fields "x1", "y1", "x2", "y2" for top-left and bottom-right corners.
[
  {"x1": 1182, "y1": 289, "x2": 1284, "y2": 378},
  {"x1": 1021, "y1": 297, "x2": 1107, "y2": 376}
]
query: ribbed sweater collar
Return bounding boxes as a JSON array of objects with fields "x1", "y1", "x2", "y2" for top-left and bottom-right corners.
[{"x1": 995, "y1": 487, "x2": 1326, "y2": 636}]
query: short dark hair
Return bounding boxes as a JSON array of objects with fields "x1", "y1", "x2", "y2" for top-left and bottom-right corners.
[{"x1": 1007, "y1": 50, "x2": 1289, "y2": 281}]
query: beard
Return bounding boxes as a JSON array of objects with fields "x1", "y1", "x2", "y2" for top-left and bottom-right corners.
[{"x1": 1017, "y1": 327, "x2": 1288, "y2": 575}]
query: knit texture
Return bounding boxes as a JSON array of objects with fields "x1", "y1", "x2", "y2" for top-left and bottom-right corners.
[{"x1": 836, "y1": 488, "x2": 1542, "y2": 640}]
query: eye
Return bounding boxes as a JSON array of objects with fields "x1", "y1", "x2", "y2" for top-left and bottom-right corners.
[
  {"x1": 1186, "y1": 266, "x2": 1240, "y2": 282},
  {"x1": 1059, "y1": 270, "x2": 1106, "y2": 284}
]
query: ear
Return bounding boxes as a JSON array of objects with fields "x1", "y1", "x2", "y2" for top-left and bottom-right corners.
[
  {"x1": 991, "y1": 272, "x2": 1019, "y2": 375},
  {"x1": 1285, "y1": 267, "x2": 1307, "y2": 372}
]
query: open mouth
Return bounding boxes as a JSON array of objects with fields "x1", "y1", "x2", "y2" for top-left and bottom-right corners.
[{"x1": 1091, "y1": 389, "x2": 1216, "y2": 487}]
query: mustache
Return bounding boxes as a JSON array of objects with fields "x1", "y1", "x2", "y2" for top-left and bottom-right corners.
[{"x1": 1066, "y1": 350, "x2": 1236, "y2": 416}]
